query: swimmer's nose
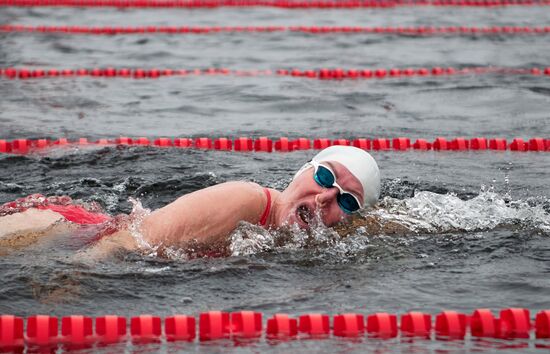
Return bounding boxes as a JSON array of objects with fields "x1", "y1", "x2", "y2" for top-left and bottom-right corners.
[{"x1": 315, "y1": 187, "x2": 339, "y2": 209}]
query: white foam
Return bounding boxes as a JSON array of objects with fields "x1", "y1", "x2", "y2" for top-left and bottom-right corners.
[
  {"x1": 228, "y1": 188, "x2": 550, "y2": 257},
  {"x1": 378, "y1": 187, "x2": 550, "y2": 234}
]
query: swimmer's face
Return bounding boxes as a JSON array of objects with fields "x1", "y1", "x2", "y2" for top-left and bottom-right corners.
[{"x1": 276, "y1": 161, "x2": 364, "y2": 230}]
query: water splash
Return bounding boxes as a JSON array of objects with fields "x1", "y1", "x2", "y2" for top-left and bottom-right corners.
[
  {"x1": 378, "y1": 187, "x2": 550, "y2": 234},
  {"x1": 229, "y1": 210, "x2": 357, "y2": 258},
  {"x1": 126, "y1": 197, "x2": 159, "y2": 257},
  {"x1": 228, "y1": 188, "x2": 550, "y2": 258}
]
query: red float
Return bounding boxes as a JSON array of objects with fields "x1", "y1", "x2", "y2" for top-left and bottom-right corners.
[
  {"x1": 298, "y1": 314, "x2": 330, "y2": 337},
  {"x1": 528, "y1": 137, "x2": 545, "y2": 151},
  {"x1": 90, "y1": 68, "x2": 102, "y2": 77},
  {"x1": 333, "y1": 313, "x2": 365, "y2": 337},
  {"x1": 332, "y1": 68, "x2": 344, "y2": 79},
  {"x1": 96, "y1": 138, "x2": 110, "y2": 145},
  {"x1": 470, "y1": 137, "x2": 488, "y2": 150},
  {"x1": 489, "y1": 138, "x2": 507, "y2": 150},
  {"x1": 134, "y1": 69, "x2": 146, "y2": 78},
  {"x1": 332, "y1": 139, "x2": 350, "y2": 146},
  {"x1": 366, "y1": 312, "x2": 398, "y2": 338},
  {"x1": 194, "y1": 137, "x2": 213, "y2": 149},
  {"x1": 26, "y1": 315, "x2": 58, "y2": 346},
  {"x1": 435, "y1": 311, "x2": 467, "y2": 338},
  {"x1": 130, "y1": 315, "x2": 162, "y2": 341},
  {"x1": 54, "y1": 138, "x2": 69, "y2": 145},
  {"x1": 199, "y1": 311, "x2": 230, "y2": 341},
  {"x1": 0, "y1": 315, "x2": 24, "y2": 349},
  {"x1": 535, "y1": 310, "x2": 550, "y2": 339},
  {"x1": 165, "y1": 315, "x2": 196, "y2": 342},
  {"x1": 115, "y1": 137, "x2": 132, "y2": 145},
  {"x1": 95, "y1": 315, "x2": 127, "y2": 343},
  {"x1": 400, "y1": 312, "x2": 432, "y2": 337},
  {"x1": 153, "y1": 138, "x2": 173, "y2": 147},
  {"x1": 402, "y1": 68, "x2": 415, "y2": 76},
  {"x1": 346, "y1": 69, "x2": 359, "y2": 78},
  {"x1": 118, "y1": 68, "x2": 131, "y2": 77},
  {"x1": 352, "y1": 138, "x2": 370, "y2": 150},
  {"x1": 61, "y1": 315, "x2": 93, "y2": 345},
  {"x1": 313, "y1": 138, "x2": 331, "y2": 149},
  {"x1": 360, "y1": 69, "x2": 373, "y2": 78},
  {"x1": 450, "y1": 137, "x2": 469, "y2": 150},
  {"x1": 33, "y1": 69, "x2": 45, "y2": 78},
  {"x1": 372, "y1": 138, "x2": 390, "y2": 150},
  {"x1": 470, "y1": 309, "x2": 498, "y2": 337},
  {"x1": 375, "y1": 68, "x2": 387, "y2": 78},
  {"x1": 174, "y1": 138, "x2": 193, "y2": 147},
  {"x1": 292, "y1": 138, "x2": 311, "y2": 150},
  {"x1": 499, "y1": 308, "x2": 531, "y2": 338},
  {"x1": 392, "y1": 137, "x2": 411, "y2": 150},
  {"x1": 254, "y1": 137, "x2": 273, "y2": 152},
  {"x1": 234, "y1": 137, "x2": 253, "y2": 152},
  {"x1": 0, "y1": 140, "x2": 12, "y2": 153},
  {"x1": 266, "y1": 314, "x2": 298, "y2": 339},
  {"x1": 433, "y1": 137, "x2": 450, "y2": 150},
  {"x1": 510, "y1": 138, "x2": 528, "y2": 151},
  {"x1": 134, "y1": 137, "x2": 150, "y2": 145},
  {"x1": 18, "y1": 69, "x2": 30, "y2": 79},
  {"x1": 231, "y1": 311, "x2": 262, "y2": 338},
  {"x1": 11, "y1": 139, "x2": 29, "y2": 154},
  {"x1": 75, "y1": 68, "x2": 88, "y2": 76},
  {"x1": 104, "y1": 67, "x2": 116, "y2": 77},
  {"x1": 31, "y1": 139, "x2": 49, "y2": 149},
  {"x1": 214, "y1": 138, "x2": 232, "y2": 150},
  {"x1": 274, "y1": 137, "x2": 294, "y2": 152},
  {"x1": 413, "y1": 139, "x2": 431, "y2": 150}
]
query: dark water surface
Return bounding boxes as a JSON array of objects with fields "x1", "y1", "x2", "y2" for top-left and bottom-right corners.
[{"x1": 1, "y1": 4, "x2": 550, "y2": 353}]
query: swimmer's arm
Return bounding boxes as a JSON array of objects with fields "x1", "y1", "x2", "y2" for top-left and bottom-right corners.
[{"x1": 139, "y1": 181, "x2": 266, "y2": 246}]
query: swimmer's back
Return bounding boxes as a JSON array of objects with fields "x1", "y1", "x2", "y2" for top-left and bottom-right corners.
[{"x1": 0, "y1": 208, "x2": 64, "y2": 239}]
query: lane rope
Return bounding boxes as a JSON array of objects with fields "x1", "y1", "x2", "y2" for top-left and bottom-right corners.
[
  {"x1": 0, "y1": 308, "x2": 548, "y2": 348},
  {"x1": 1, "y1": 66, "x2": 550, "y2": 80},
  {"x1": 2, "y1": 24, "x2": 550, "y2": 35},
  {"x1": 1, "y1": 137, "x2": 548, "y2": 153},
  {"x1": 1, "y1": 0, "x2": 550, "y2": 8}
]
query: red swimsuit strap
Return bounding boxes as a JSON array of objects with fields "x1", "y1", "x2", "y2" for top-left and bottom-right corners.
[{"x1": 259, "y1": 188, "x2": 271, "y2": 227}]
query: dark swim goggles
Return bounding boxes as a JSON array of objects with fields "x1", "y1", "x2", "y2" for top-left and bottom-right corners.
[{"x1": 311, "y1": 161, "x2": 362, "y2": 214}]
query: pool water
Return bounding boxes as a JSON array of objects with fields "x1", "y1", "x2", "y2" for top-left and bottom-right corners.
[{"x1": 1, "y1": 4, "x2": 550, "y2": 352}]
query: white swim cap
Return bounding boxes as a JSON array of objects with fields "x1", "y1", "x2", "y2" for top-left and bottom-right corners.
[{"x1": 294, "y1": 146, "x2": 381, "y2": 208}]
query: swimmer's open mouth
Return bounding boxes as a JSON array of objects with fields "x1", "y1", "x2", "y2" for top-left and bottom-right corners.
[{"x1": 296, "y1": 204, "x2": 313, "y2": 227}]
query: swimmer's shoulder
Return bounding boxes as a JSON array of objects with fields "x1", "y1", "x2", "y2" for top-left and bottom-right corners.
[
  {"x1": 216, "y1": 181, "x2": 280, "y2": 203},
  {"x1": 208, "y1": 181, "x2": 279, "y2": 221},
  {"x1": 211, "y1": 181, "x2": 270, "y2": 199}
]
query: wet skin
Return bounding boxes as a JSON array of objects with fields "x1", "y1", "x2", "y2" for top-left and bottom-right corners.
[{"x1": 267, "y1": 161, "x2": 365, "y2": 230}]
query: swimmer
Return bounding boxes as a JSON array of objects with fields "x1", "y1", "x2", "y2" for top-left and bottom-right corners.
[{"x1": 0, "y1": 146, "x2": 394, "y2": 259}]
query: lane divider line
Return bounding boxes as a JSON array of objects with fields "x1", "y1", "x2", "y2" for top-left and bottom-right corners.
[
  {"x1": 2, "y1": 25, "x2": 550, "y2": 35},
  {"x1": 1, "y1": 137, "x2": 548, "y2": 154},
  {"x1": 1, "y1": 309, "x2": 549, "y2": 348},
  {"x1": 1, "y1": 66, "x2": 550, "y2": 80},
  {"x1": 1, "y1": 0, "x2": 550, "y2": 8}
]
